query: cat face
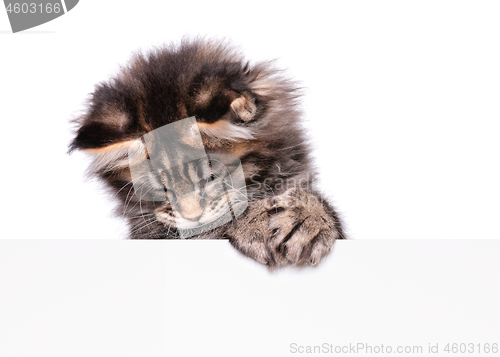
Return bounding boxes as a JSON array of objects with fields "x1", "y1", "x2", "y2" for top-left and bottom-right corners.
[
  {"x1": 125, "y1": 117, "x2": 248, "y2": 237},
  {"x1": 70, "y1": 40, "x2": 306, "y2": 238}
]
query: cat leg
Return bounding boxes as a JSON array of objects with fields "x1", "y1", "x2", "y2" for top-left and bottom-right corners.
[{"x1": 226, "y1": 199, "x2": 276, "y2": 265}]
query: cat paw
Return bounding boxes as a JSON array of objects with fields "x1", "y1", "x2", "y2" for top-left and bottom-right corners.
[
  {"x1": 266, "y1": 188, "x2": 340, "y2": 267},
  {"x1": 230, "y1": 92, "x2": 257, "y2": 122},
  {"x1": 226, "y1": 188, "x2": 342, "y2": 268}
]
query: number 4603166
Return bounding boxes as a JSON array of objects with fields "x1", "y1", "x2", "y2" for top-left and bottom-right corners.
[
  {"x1": 444, "y1": 343, "x2": 498, "y2": 354},
  {"x1": 6, "y1": 3, "x2": 62, "y2": 14}
]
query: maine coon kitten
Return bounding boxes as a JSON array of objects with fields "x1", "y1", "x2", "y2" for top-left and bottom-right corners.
[{"x1": 70, "y1": 39, "x2": 345, "y2": 267}]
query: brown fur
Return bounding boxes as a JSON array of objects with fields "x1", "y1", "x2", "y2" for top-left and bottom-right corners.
[{"x1": 70, "y1": 38, "x2": 345, "y2": 268}]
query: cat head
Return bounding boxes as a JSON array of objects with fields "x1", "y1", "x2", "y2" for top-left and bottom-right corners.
[{"x1": 69, "y1": 39, "x2": 304, "y2": 235}]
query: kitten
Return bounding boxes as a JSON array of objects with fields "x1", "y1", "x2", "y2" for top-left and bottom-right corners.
[{"x1": 70, "y1": 39, "x2": 345, "y2": 267}]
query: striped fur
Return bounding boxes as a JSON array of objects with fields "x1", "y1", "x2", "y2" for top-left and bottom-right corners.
[{"x1": 70, "y1": 38, "x2": 345, "y2": 267}]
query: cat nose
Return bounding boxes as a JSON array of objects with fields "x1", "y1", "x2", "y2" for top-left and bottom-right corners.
[{"x1": 178, "y1": 198, "x2": 203, "y2": 221}]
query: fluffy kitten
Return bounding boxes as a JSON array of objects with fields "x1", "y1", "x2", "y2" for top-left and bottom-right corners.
[{"x1": 70, "y1": 39, "x2": 345, "y2": 267}]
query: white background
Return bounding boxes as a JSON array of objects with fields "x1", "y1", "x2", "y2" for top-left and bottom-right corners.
[{"x1": 0, "y1": 1, "x2": 499, "y2": 356}]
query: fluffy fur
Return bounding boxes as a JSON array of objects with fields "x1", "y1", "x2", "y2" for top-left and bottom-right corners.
[{"x1": 70, "y1": 39, "x2": 345, "y2": 268}]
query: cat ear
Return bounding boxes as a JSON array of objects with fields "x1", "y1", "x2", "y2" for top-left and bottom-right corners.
[
  {"x1": 70, "y1": 98, "x2": 134, "y2": 152},
  {"x1": 230, "y1": 92, "x2": 257, "y2": 122},
  {"x1": 70, "y1": 109, "x2": 131, "y2": 152}
]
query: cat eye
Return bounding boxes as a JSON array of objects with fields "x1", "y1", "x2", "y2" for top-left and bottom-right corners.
[{"x1": 197, "y1": 173, "x2": 216, "y2": 187}]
